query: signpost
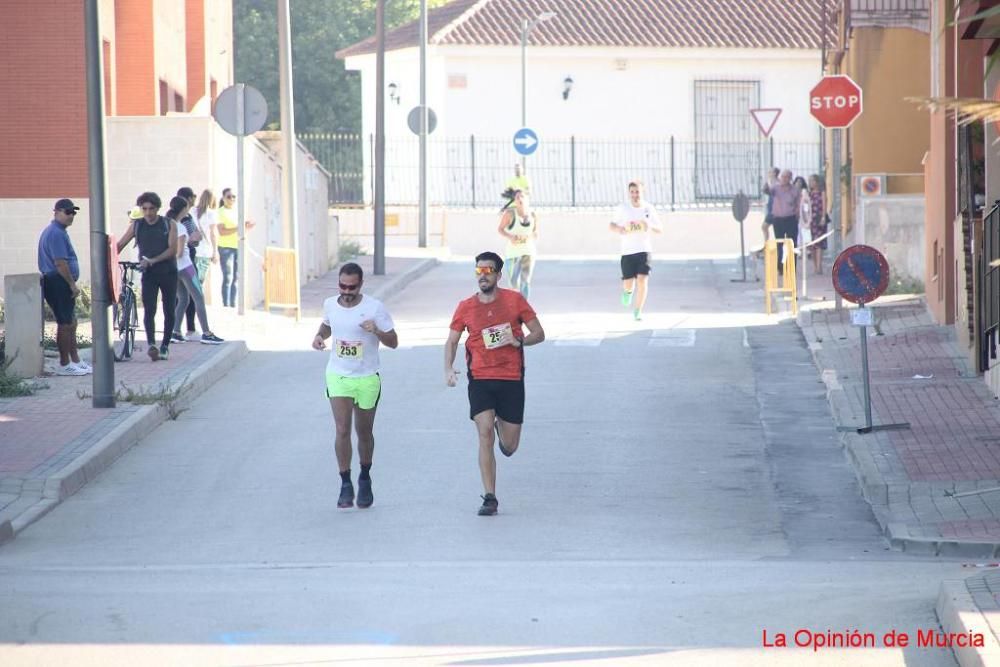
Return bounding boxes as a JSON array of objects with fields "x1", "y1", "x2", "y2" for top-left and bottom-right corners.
[
  {"x1": 731, "y1": 191, "x2": 751, "y2": 282},
  {"x1": 513, "y1": 127, "x2": 539, "y2": 156},
  {"x1": 750, "y1": 108, "x2": 782, "y2": 138},
  {"x1": 832, "y1": 245, "x2": 909, "y2": 435},
  {"x1": 213, "y1": 84, "x2": 268, "y2": 316},
  {"x1": 811, "y1": 74, "x2": 863, "y2": 313}
]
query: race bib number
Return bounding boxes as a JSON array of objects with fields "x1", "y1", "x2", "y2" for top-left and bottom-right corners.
[
  {"x1": 336, "y1": 339, "x2": 363, "y2": 359},
  {"x1": 512, "y1": 234, "x2": 528, "y2": 245},
  {"x1": 482, "y1": 323, "x2": 512, "y2": 350},
  {"x1": 628, "y1": 221, "x2": 644, "y2": 233}
]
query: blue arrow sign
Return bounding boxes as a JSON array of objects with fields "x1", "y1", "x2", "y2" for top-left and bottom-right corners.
[{"x1": 513, "y1": 128, "x2": 538, "y2": 156}]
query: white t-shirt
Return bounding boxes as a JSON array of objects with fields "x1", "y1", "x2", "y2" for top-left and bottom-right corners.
[
  {"x1": 611, "y1": 201, "x2": 662, "y2": 255},
  {"x1": 322, "y1": 294, "x2": 395, "y2": 377},
  {"x1": 192, "y1": 207, "x2": 216, "y2": 259},
  {"x1": 173, "y1": 220, "x2": 193, "y2": 271}
]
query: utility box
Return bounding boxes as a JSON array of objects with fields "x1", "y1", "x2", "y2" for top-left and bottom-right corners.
[{"x1": 3, "y1": 274, "x2": 43, "y2": 378}]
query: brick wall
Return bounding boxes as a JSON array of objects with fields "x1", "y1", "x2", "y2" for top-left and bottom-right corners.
[
  {"x1": 186, "y1": 0, "x2": 207, "y2": 111},
  {"x1": 115, "y1": 0, "x2": 155, "y2": 115},
  {"x1": 0, "y1": 0, "x2": 90, "y2": 198}
]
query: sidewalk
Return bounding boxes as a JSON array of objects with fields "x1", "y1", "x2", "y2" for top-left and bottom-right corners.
[
  {"x1": 0, "y1": 252, "x2": 437, "y2": 546},
  {"x1": 795, "y1": 278, "x2": 1000, "y2": 666}
]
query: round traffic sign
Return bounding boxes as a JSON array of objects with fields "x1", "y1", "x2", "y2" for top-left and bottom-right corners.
[
  {"x1": 809, "y1": 75, "x2": 863, "y2": 129},
  {"x1": 214, "y1": 84, "x2": 268, "y2": 137},
  {"x1": 407, "y1": 106, "x2": 437, "y2": 135},
  {"x1": 513, "y1": 128, "x2": 538, "y2": 156},
  {"x1": 732, "y1": 192, "x2": 750, "y2": 223},
  {"x1": 832, "y1": 245, "x2": 890, "y2": 304}
]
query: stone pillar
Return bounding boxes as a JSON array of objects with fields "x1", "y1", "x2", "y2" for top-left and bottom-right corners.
[{"x1": 3, "y1": 274, "x2": 43, "y2": 378}]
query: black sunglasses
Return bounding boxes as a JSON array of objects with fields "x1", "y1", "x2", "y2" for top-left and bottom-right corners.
[
  {"x1": 339, "y1": 282, "x2": 360, "y2": 291},
  {"x1": 62, "y1": 210, "x2": 77, "y2": 216}
]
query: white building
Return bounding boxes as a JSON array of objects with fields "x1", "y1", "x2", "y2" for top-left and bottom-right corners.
[{"x1": 338, "y1": 0, "x2": 826, "y2": 207}]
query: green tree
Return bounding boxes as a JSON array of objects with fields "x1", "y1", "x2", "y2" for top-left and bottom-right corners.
[{"x1": 234, "y1": 0, "x2": 446, "y2": 134}]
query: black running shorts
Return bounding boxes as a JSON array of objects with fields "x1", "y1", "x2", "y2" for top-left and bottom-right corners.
[
  {"x1": 620, "y1": 252, "x2": 651, "y2": 279},
  {"x1": 468, "y1": 378, "x2": 525, "y2": 424}
]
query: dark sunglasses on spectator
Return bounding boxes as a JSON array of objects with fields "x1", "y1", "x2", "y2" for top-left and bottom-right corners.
[
  {"x1": 62, "y1": 210, "x2": 77, "y2": 216},
  {"x1": 474, "y1": 266, "x2": 496, "y2": 275},
  {"x1": 339, "y1": 282, "x2": 360, "y2": 291}
]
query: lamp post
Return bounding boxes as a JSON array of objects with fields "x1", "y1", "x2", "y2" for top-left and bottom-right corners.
[{"x1": 520, "y1": 12, "x2": 556, "y2": 130}]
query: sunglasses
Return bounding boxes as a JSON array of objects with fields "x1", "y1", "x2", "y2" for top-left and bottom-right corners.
[
  {"x1": 474, "y1": 266, "x2": 497, "y2": 276},
  {"x1": 62, "y1": 210, "x2": 77, "y2": 216},
  {"x1": 225, "y1": 195, "x2": 236, "y2": 200},
  {"x1": 339, "y1": 282, "x2": 360, "y2": 291}
]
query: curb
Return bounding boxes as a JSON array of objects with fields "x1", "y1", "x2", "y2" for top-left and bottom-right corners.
[
  {"x1": 1, "y1": 341, "x2": 248, "y2": 543},
  {"x1": 937, "y1": 578, "x2": 1000, "y2": 667}
]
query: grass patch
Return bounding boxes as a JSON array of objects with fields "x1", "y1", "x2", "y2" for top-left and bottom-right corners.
[
  {"x1": 0, "y1": 355, "x2": 44, "y2": 397},
  {"x1": 77, "y1": 375, "x2": 191, "y2": 420},
  {"x1": 884, "y1": 275, "x2": 924, "y2": 296}
]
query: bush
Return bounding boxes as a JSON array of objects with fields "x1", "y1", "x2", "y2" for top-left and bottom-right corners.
[
  {"x1": 338, "y1": 239, "x2": 366, "y2": 263},
  {"x1": 42, "y1": 284, "x2": 93, "y2": 322},
  {"x1": 0, "y1": 355, "x2": 39, "y2": 397}
]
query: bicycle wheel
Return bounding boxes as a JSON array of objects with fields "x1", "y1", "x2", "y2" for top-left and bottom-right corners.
[{"x1": 114, "y1": 289, "x2": 135, "y2": 361}]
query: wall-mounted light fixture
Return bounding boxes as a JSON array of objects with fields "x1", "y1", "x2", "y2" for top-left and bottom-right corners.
[
  {"x1": 388, "y1": 82, "x2": 400, "y2": 105},
  {"x1": 562, "y1": 76, "x2": 574, "y2": 100}
]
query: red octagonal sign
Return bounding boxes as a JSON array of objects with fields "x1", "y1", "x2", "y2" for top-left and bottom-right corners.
[{"x1": 810, "y1": 75, "x2": 863, "y2": 129}]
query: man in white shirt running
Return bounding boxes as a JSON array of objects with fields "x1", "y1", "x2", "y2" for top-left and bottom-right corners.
[
  {"x1": 609, "y1": 180, "x2": 663, "y2": 321},
  {"x1": 312, "y1": 262, "x2": 398, "y2": 509}
]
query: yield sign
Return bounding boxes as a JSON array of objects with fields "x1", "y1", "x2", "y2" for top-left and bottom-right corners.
[{"x1": 750, "y1": 108, "x2": 782, "y2": 137}]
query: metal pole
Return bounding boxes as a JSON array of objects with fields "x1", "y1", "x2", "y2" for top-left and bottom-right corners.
[
  {"x1": 84, "y1": 0, "x2": 114, "y2": 408},
  {"x1": 832, "y1": 128, "x2": 843, "y2": 310},
  {"x1": 374, "y1": 0, "x2": 386, "y2": 274},
  {"x1": 520, "y1": 19, "x2": 527, "y2": 169},
  {"x1": 236, "y1": 84, "x2": 247, "y2": 315},
  {"x1": 278, "y1": 0, "x2": 301, "y2": 287},
  {"x1": 418, "y1": 0, "x2": 428, "y2": 247},
  {"x1": 859, "y1": 303, "x2": 873, "y2": 431},
  {"x1": 739, "y1": 218, "x2": 747, "y2": 281}
]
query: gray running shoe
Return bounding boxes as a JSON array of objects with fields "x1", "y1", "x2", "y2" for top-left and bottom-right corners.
[
  {"x1": 478, "y1": 493, "x2": 498, "y2": 516},
  {"x1": 338, "y1": 481, "x2": 355, "y2": 508},
  {"x1": 357, "y1": 477, "x2": 373, "y2": 508}
]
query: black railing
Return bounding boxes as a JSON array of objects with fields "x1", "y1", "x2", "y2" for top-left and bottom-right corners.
[
  {"x1": 980, "y1": 202, "x2": 1000, "y2": 371},
  {"x1": 298, "y1": 133, "x2": 821, "y2": 209}
]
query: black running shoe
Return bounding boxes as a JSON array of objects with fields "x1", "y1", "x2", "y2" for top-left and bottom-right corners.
[
  {"x1": 337, "y1": 481, "x2": 355, "y2": 508},
  {"x1": 170, "y1": 332, "x2": 186, "y2": 344},
  {"x1": 495, "y1": 419, "x2": 514, "y2": 458},
  {"x1": 357, "y1": 477, "x2": 373, "y2": 508},
  {"x1": 478, "y1": 493, "x2": 498, "y2": 516}
]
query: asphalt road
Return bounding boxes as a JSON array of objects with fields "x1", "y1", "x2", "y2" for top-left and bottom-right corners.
[{"x1": 0, "y1": 259, "x2": 965, "y2": 666}]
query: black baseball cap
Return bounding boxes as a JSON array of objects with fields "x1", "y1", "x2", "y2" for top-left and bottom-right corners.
[{"x1": 54, "y1": 198, "x2": 79, "y2": 212}]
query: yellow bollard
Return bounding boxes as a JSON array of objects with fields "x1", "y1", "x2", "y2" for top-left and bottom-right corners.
[{"x1": 764, "y1": 238, "x2": 798, "y2": 315}]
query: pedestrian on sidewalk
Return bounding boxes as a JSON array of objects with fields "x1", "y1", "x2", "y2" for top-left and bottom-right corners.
[
  {"x1": 808, "y1": 174, "x2": 829, "y2": 275},
  {"x1": 609, "y1": 180, "x2": 662, "y2": 321},
  {"x1": 116, "y1": 191, "x2": 178, "y2": 361},
  {"x1": 191, "y1": 189, "x2": 218, "y2": 302},
  {"x1": 312, "y1": 262, "x2": 398, "y2": 510},
  {"x1": 176, "y1": 187, "x2": 202, "y2": 339},
  {"x1": 444, "y1": 251, "x2": 546, "y2": 516},
  {"x1": 762, "y1": 167, "x2": 780, "y2": 246},
  {"x1": 767, "y1": 169, "x2": 799, "y2": 273},
  {"x1": 37, "y1": 198, "x2": 90, "y2": 376},
  {"x1": 170, "y1": 195, "x2": 224, "y2": 346},
  {"x1": 215, "y1": 187, "x2": 254, "y2": 308},
  {"x1": 497, "y1": 189, "x2": 539, "y2": 299},
  {"x1": 795, "y1": 175, "x2": 812, "y2": 249}
]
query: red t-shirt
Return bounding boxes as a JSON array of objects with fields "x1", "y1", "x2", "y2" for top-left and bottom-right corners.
[{"x1": 450, "y1": 288, "x2": 537, "y2": 381}]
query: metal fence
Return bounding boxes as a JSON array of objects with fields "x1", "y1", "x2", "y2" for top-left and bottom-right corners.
[
  {"x1": 299, "y1": 133, "x2": 822, "y2": 209},
  {"x1": 981, "y1": 202, "x2": 1000, "y2": 372}
]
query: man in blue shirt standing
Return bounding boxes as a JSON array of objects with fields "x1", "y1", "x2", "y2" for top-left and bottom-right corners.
[{"x1": 38, "y1": 198, "x2": 90, "y2": 376}]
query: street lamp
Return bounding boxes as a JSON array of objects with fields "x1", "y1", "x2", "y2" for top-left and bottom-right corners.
[
  {"x1": 520, "y1": 11, "x2": 557, "y2": 128},
  {"x1": 562, "y1": 75, "x2": 574, "y2": 100}
]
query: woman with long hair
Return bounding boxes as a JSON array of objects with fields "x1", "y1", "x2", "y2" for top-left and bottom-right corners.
[
  {"x1": 497, "y1": 189, "x2": 539, "y2": 298},
  {"x1": 172, "y1": 194, "x2": 224, "y2": 346},
  {"x1": 808, "y1": 174, "x2": 829, "y2": 274}
]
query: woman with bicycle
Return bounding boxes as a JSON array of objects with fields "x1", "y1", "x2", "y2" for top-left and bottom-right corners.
[{"x1": 116, "y1": 191, "x2": 178, "y2": 361}]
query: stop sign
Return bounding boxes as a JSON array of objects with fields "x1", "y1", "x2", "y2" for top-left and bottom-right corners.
[{"x1": 810, "y1": 75, "x2": 863, "y2": 128}]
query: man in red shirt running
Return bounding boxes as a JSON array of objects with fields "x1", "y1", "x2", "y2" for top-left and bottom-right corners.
[{"x1": 445, "y1": 251, "x2": 546, "y2": 516}]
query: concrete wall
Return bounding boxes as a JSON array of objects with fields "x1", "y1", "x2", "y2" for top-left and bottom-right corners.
[
  {"x1": 0, "y1": 117, "x2": 332, "y2": 311},
  {"x1": 855, "y1": 196, "x2": 926, "y2": 283},
  {"x1": 348, "y1": 45, "x2": 822, "y2": 142},
  {"x1": 334, "y1": 207, "x2": 763, "y2": 259}
]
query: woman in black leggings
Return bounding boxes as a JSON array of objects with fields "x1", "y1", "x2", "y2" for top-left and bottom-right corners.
[{"x1": 116, "y1": 191, "x2": 179, "y2": 361}]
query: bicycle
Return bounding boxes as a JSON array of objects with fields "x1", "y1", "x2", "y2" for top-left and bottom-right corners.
[{"x1": 113, "y1": 261, "x2": 141, "y2": 361}]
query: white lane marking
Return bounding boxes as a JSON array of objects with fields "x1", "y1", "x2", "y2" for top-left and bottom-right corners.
[{"x1": 648, "y1": 329, "x2": 696, "y2": 347}]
